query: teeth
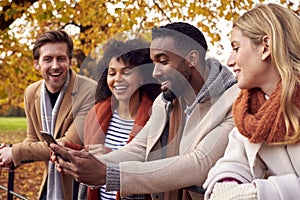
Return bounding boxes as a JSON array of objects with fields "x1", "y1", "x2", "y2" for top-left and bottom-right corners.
[
  {"x1": 161, "y1": 81, "x2": 168, "y2": 86},
  {"x1": 50, "y1": 72, "x2": 61, "y2": 76},
  {"x1": 115, "y1": 86, "x2": 127, "y2": 90}
]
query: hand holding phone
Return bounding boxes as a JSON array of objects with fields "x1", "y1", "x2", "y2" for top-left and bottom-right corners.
[
  {"x1": 41, "y1": 131, "x2": 58, "y2": 146},
  {"x1": 40, "y1": 131, "x2": 70, "y2": 162}
]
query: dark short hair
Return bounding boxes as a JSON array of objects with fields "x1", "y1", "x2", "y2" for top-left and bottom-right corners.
[
  {"x1": 95, "y1": 37, "x2": 160, "y2": 103},
  {"x1": 33, "y1": 30, "x2": 74, "y2": 60},
  {"x1": 152, "y1": 22, "x2": 207, "y2": 60}
]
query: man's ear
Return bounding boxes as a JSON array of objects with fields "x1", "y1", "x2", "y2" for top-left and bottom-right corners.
[
  {"x1": 186, "y1": 50, "x2": 199, "y2": 68},
  {"x1": 261, "y1": 35, "x2": 271, "y2": 61},
  {"x1": 33, "y1": 60, "x2": 40, "y2": 70}
]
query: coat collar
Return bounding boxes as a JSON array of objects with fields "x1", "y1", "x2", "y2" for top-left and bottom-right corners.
[{"x1": 34, "y1": 70, "x2": 77, "y2": 137}]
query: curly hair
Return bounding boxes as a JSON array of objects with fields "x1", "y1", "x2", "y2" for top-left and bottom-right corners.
[{"x1": 95, "y1": 37, "x2": 160, "y2": 103}]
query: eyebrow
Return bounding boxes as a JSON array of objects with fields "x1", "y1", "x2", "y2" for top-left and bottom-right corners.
[
  {"x1": 153, "y1": 52, "x2": 169, "y2": 60},
  {"x1": 108, "y1": 66, "x2": 132, "y2": 70}
]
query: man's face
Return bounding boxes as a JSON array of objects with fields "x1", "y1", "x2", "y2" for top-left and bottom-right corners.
[
  {"x1": 150, "y1": 37, "x2": 191, "y2": 101},
  {"x1": 34, "y1": 42, "x2": 71, "y2": 93}
]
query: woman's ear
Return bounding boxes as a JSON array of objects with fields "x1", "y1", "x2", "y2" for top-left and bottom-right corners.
[
  {"x1": 261, "y1": 35, "x2": 271, "y2": 61},
  {"x1": 186, "y1": 50, "x2": 199, "y2": 68},
  {"x1": 33, "y1": 60, "x2": 40, "y2": 70}
]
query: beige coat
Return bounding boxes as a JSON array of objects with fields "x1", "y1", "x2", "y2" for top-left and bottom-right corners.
[
  {"x1": 204, "y1": 128, "x2": 300, "y2": 200},
  {"x1": 11, "y1": 70, "x2": 97, "y2": 199},
  {"x1": 98, "y1": 84, "x2": 240, "y2": 199}
]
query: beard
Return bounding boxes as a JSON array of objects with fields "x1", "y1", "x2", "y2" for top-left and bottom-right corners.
[{"x1": 162, "y1": 89, "x2": 177, "y2": 102}]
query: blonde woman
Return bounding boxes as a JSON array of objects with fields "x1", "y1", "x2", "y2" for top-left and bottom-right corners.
[{"x1": 203, "y1": 3, "x2": 300, "y2": 200}]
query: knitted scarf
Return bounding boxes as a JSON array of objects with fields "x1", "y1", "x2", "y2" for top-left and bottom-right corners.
[
  {"x1": 84, "y1": 93, "x2": 154, "y2": 200},
  {"x1": 232, "y1": 81, "x2": 300, "y2": 144},
  {"x1": 185, "y1": 58, "x2": 237, "y2": 115},
  {"x1": 40, "y1": 72, "x2": 70, "y2": 200}
]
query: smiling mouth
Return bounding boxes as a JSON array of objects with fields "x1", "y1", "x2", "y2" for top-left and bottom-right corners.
[
  {"x1": 160, "y1": 80, "x2": 170, "y2": 91},
  {"x1": 114, "y1": 85, "x2": 128, "y2": 91},
  {"x1": 49, "y1": 72, "x2": 62, "y2": 77}
]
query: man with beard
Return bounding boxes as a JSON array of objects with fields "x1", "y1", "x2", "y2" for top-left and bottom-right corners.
[
  {"x1": 0, "y1": 30, "x2": 97, "y2": 199},
  {"x1": 50, "y1": 22, "x2": 239, "y2": 200}
]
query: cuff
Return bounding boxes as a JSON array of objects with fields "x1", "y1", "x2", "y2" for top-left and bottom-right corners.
[{"x1": 106, "y1": 163, "x2": 120, "y2": 192}]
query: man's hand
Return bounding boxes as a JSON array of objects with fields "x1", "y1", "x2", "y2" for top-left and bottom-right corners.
[
  {"x1": 50, "y1": 143, "x2": 106, "y2": 186},
  {"x1": 0, "y1": 144, "x2": 13, "y2": 168},
  {"x1": 87, "y1": 144, "x2": 107, "y2": 156}
]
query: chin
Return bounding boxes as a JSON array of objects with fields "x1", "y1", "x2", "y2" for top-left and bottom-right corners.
[
  {"x1": 163, "y1": 90, "x2": 177, "y2": 101},
  {"x1": 237, "y1": 82, "x2": 250, "y2": 90}
]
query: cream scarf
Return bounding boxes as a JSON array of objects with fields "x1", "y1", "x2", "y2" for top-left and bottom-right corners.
[{"x1": 40, "y1": 72, "x2": 70, "y2": 199}]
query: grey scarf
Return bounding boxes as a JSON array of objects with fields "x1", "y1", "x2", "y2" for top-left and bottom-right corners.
[
  {"x1": 185, "y1": 58, "x2": 236, "y2": 115},
  {"x1": 40, "y1": 72, "x2": 70, "y2": 200}
]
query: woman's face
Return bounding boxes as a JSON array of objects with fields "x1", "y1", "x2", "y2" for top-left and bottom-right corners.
[
  {"x1": 226, "y1": 27, "x2": 280, "y2": 95},
  {"x1": 107, "y1": 58, "x2": 142, "y2": 103}
]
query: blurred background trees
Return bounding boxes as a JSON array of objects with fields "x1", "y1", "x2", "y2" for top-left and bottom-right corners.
[{"x1": 0, "y1": 0, "x2": 299, "y2": 115}]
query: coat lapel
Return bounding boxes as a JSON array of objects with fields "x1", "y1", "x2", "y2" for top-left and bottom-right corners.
[
  {"x1": 145, "y1": 98, "x2": 168, "y2": 157},
  {"x1": 245, "y1": 141, "x2": 262, "y2": 175},
  {"x1": 35, "y1": 82, "x2": 42, "y2": 131},
  {"x1": 180, "y1": 100, "x2": 211, "y2": 153}
]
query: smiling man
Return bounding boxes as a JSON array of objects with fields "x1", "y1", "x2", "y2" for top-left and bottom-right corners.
[
  {"x1": 0, "y1": 30, "x2": 97, "y2": 199},
  {"x1": 50, "y1": 22, "x2": 239, "y2": 200}
]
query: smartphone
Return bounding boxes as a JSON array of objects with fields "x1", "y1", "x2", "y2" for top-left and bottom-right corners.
[
  {"x1": 40, "y1": 131, "x2": 70, "y2": 162},
  {"x1": 41, "y1": 131, "x2": 58, "y2": 146}
]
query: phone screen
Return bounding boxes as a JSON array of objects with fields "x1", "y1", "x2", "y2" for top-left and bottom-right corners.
[
  {"x1": 41, "y1": 131, "x2": 57, "y2": 146},
  {"x1": 40, "y1": 131, "x2": 70, "y2": 162}
]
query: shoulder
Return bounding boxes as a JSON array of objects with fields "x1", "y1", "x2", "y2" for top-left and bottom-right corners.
[
  {"x1": 71, "y1": 71, "x2": 97, "y2": 93},
  {"x1": 214, "y1": 83, "x2": 240, "y2": 107},
  {"x1": 74, "y1": 72, "x2": 97, "y2": 86},
  {"x1": 152, "y1": 93, "x2": 166, "y2": 106},
  {"x1": 224, "y1": 83, "x2": 240, "y2": 97},
  {"x1": 24, "y1": 80, "x2": 42, "y2": 98}
]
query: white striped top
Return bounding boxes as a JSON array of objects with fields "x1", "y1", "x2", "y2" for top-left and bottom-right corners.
[{"x1": 100, "y1": 110, "x2": 134, "y2": 200}]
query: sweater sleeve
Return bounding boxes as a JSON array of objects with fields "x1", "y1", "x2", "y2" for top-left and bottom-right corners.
[{"x1": 106, "y1": 163, "x2": 121, "y2": 191}]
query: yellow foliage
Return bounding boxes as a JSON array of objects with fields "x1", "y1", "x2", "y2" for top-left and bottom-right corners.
[{"x1": 0, "y1": 0, "x2": 299, "y2": 111}]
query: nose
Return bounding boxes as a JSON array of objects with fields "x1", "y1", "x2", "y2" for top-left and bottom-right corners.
[
  {"x1": 51, "y1": 59, "x2": 59, "y2": 69},
  {"x1": 114, "y1": 72, "x2": 123, "y2": 82},
  {"x1": 152, "y1": 63, "x2": 163, "y2": 79},
  {"x1": 226, "y1": 53, "x2": 235, "y2": 68}
]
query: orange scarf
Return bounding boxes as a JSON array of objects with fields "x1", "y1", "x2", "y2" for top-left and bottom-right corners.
[
  {"x1": 84, "y1": 93, "x2": 154, "y2": 200},
  {"x1": 232, "y1": 82, "x2": 300, "y2": 144}
]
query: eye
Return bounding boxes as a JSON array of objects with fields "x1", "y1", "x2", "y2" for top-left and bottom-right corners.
[
  {"x1": 108, "y1": 69, "x2": 116, "y2": 76},
  {"x1": 123, "y1": 68, "x2": 133, "y2": 76},
  {"x1": 43, "y1": 57, "x2": 52, "y2": 63},
  {"x1": 232, "y1": 47, "x2": 239, "y2": 52},
  {"x1": 58, "y1": 56, "x2": 67, "y2": 62},
  {"x1": 159, "y1": 59, "x2": 168, "y2": 65}
]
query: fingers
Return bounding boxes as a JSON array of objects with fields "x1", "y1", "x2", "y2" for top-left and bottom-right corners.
[
  {"x1": 50, "y1": 143, "x2": 73, "y2": 161},
  {"x1": 87, "y1": 144, "x2": 106, "y2": 155},
  {"x1": 50, "y1": 152, "x2": 57, "y2": 162}
]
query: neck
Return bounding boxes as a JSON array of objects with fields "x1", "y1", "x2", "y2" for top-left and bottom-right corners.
[
  {"x1": 183, "y1": 69, "x2": 205, "y2": 106},
  {"x1": 116, "y1": 91, "x2": 140, "y2": 120}
]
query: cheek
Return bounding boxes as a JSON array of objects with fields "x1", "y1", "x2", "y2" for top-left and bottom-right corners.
[{"x1": 106, "y1": 77, "x2": 113, "y2": 89}]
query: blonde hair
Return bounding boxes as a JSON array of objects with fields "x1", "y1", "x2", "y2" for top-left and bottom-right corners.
[{"x1": 234, "y1": 3, "x2": 300, "y2": 144}]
